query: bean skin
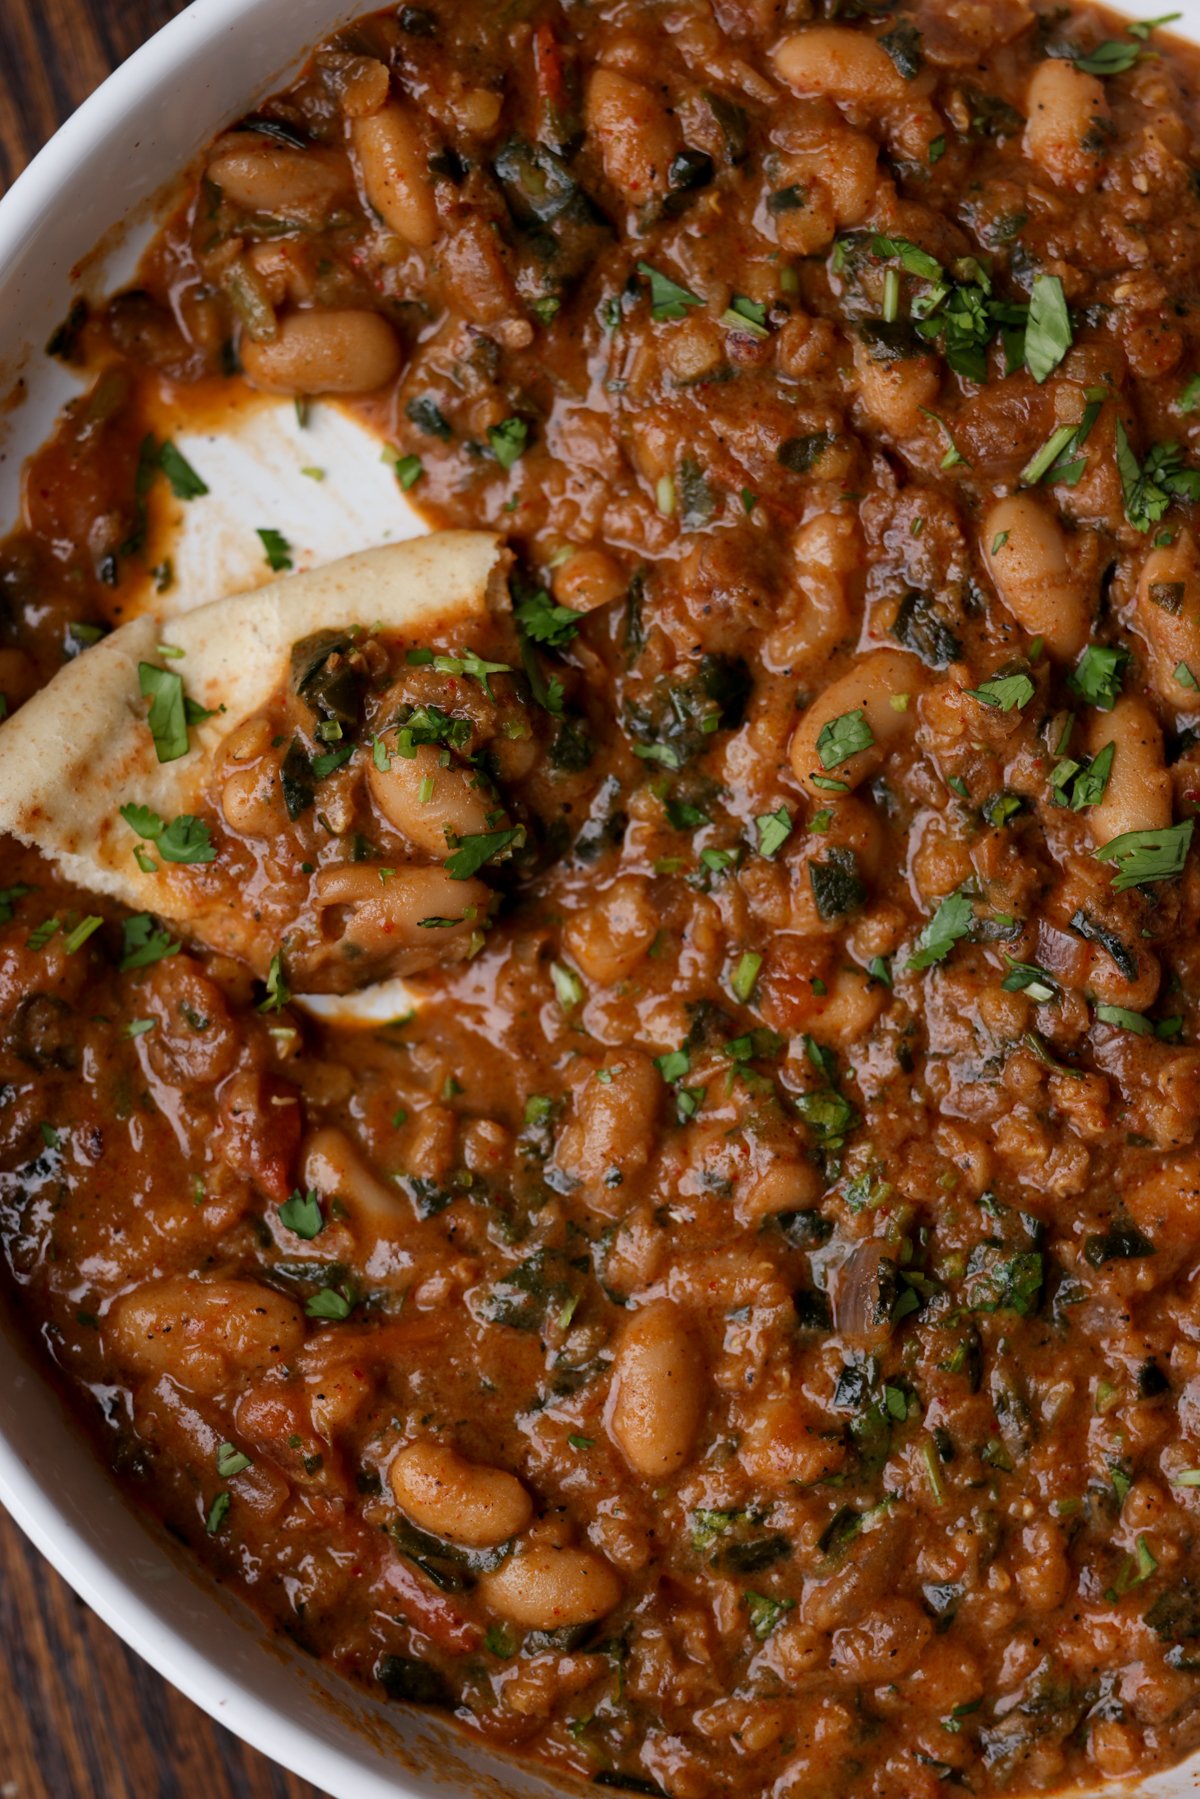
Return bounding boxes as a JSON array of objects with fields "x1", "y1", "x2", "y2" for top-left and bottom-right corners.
[
  {"x1": 478, "y1": 1544, "x2": 622, "y2": 1629},
  {"x1": 606, "y1": 1299, "x2": 706, "y2": 1478},
  {"x1": 241, "y1": 309, "x2": 402, "y2": 395},
  {"x1": 389, "y1": 1440, "x2": 533, "y2": 1548}
]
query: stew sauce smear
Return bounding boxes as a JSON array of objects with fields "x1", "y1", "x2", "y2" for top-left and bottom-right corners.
[{"x1": 7, "y1": 0, "x2": 1200, "y2": 1792}]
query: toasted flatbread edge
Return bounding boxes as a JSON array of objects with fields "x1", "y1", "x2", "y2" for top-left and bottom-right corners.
[{"x1": 0, "y1": 532, "x2": 507, "y2": 972}]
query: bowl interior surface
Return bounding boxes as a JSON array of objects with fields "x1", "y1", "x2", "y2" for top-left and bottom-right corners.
[{"x1": 3, "y1": 0, "x2": 1200, "y2": 1794}]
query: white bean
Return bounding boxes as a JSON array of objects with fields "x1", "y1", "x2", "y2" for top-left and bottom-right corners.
[
  {"x1": 477, "y1": 1544, "x2": 622, "y2": 1629},
  {"x1": 389, "y1": 1440, "x2": 532, "y2": 1548},
  {"x1": 606, "y1": 1300, "x2": 705, "y2": 1478}
]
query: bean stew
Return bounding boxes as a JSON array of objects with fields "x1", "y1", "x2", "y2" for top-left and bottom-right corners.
[{"x1": 6, "y1": 0, "x2": 1200, "y2": 1794}]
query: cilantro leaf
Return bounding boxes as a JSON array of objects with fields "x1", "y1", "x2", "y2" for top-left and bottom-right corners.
[
  {"x1": 488, "y1": 417, "x2": 528, "y2": 470},
  {"x1": 870, "y1": 234, "x2": 943, "y2": 282},
  {"x1": 157, "y1": 815, "x2": 217, "y2": 864},
  {"x1": 1095, "y1": 819, "x2": 1194, "y2": 892},
  {"x1": 138, "y1": 663, "x2": 199, "y2": 763},
  {"x1": 205, "y1": 1492, "x2": 231, "y2": 1535},
  {"x1": 158, "y1": 440, "x2": 209, "y2": 500},
  {"x1": 258, "y1": 952, "x2": 292, "y2": 1012},
  {"x1": 1116, "y1": 422, "x2": 1200, "y2": 532},
  {"x1": 279, "y1": 1189, "x2": 324, "y2": 1239},
  {"x1": 816, "y1": 708, "x2": 874, "y2": 770},
  {"x1": 1095, "y1": 1002, "x2": 1154, "y2": 1035},
  {"x1": 306, "y1": 1287, "x2": 354, "y2": 1321},
  {"x1": 964, "y1": 672, "x2": 1035, "y2": 712},
  {"x1": 216, "y1": 1442, "x2": 252, "y2": 1479},
  {"x1": 431, "y1": 648, "x2": 511, "y2": 700},
  {"x1": 119, "y1": 914, "x2": 180, "y2": 971},
  {"x1": 744, "y1": 1591, "x2": 794, "y2": 1640},
  {"x1": 1069, "y1": 643, "x2": 1128, "y2": 710},
  {"x1": 908, "y1": 887, "x2": 974, "y2": 970},
  {"x1": 445, "y1": 826, "x2": 522, "y2": 880},
  {"x1": 1001, "y1": 956, "x2": 1057, "y2": 1001},
  {"x1": 515, "y1": 587, "x2": 579, "y2": 648},
  {"x1": 311, "y1": 744, "x2": 355, "y2": 780},
  {"x1": 655, "y1": 1047, "x2": 690, "y2": 1084},
  {"x1": 721, "y1": 295, "x2": 769, "y2": 338},
  {"x1": 755, "y1": 807, "x2": 793, "y2": 859},
  {"x1": 391, "y1": 452, "x2": 423, "y2": 491},
  {"x1": 637, "y1": 261, "x2": 704, "y2": 321},
  {"x1": 1025, "y1": 275, "x2": 1073, "y2": 383},
  {"x1": 119, "y1": 802, "x2": 164, "y2": 839},
  {"x1": 257, "y1": 527, "x2": 293, "y2": 571},
  {"x1": 120, "y1": 803, "x2": 216, "y2": 864},
  {"x1": 1072, "y1": 38, "x2": 1141, "y2": 74},
  {"x1": 1051, "y1": 741, "x2": 1114, "y2": 810}
]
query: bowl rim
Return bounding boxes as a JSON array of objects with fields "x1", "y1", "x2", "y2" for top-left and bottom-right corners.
[
  {"x1": 3, "y1": 1, "x2": 1200, "y2": 1797},
  {"x1": 0, "y1": 5, "x2": 465, "y2": 1794}
]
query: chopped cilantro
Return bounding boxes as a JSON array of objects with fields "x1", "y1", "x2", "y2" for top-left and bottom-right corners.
[
  {"x1": 63, "y1": 915, "x2": 103, "y2": 955},
  {"x1": 119, "y1": 803, "x2": 216, "y2": 864},
  {"x1": 138, "y1": 662, "x2": 209, "y2": 764},
  {"x1": 515, "y1": 587, "x2": 579, "y2": 648},
  {"x1": 755, "y1": 806, "x2": 793, "y2": 859},
  {"x1": 1095, "y1": 819, "x2": 1194, "y2": 892},
  {"x1": 1025, "y1": 275, "x2": 1073, "y2": 384},
  {"x1": 120, "y1": 914, "x2": 180, "y2": 970},
  {"x1": 216, "y1": 1443, "x2": 252, "y2": 1479},
  {"x1": 637, "y1": 261, "x2": 704, "y2": 321},
  {"x1": 551, "y1": 961, "x2": 584, "y2": 1011},
  {"x1": 722, "y1": 295, "x2": 769, "y2": 338},
  {"x1": 1069, "y1": 644, "x2": 1128, "y2": 710},
  {"x1": 1095, "y1": 1003, "x2": 1154, "y2": 1035},
  {"x1": 205, "y1": 1492, "x2": 231, "y2": 1535},
  {"x1": 655, "y1": 1047, "x2": 691, "y2": 1084},
  {"x1": 488, "y1": 417, "x2": 528, "y2": 470},
  {"x1": 158, "y1": 440, "x2": 209, "y2": 500},
  {"x1": 390, "y1": 451, "x2": 423, "y2": 490},
  {"x1": 743, "y1": 1591, "x2": 794, "y2": 1640},
  {"x1": 279, "y1": 1189, "x2": 324, "y2": 1239},
  {"x1": 258, "y1": 952, "x2": 292, "y2": 1012},
  {"x1": 964, "y1": 672, "x2": 1035, "y2": 712},
  {"x1": 257, "y1": 527, "x2": 293, "y2": 571},
  {"x1": 1001, "y1": 956, "x2": 1056, "y2": 1002},
  {"x1": 1051, "y1": 741, "x2": 1114, "y2": 810},
  {"x1": 1072, "y1": 38, "x2": 1142, "y2": 75},
  {"x1": 870, "y1": 233, "x2": 942, "y2": 282},
  {"x1": 1116, "y1": 422, "x2": 1200, "y2": 533},
  {"x1": 920, "y1": 408, "x2": 969, "y2": 469},
  {"x1": 27, "y1": 917, "x2": 61, "y2": 951},
  {"x1": 816, "y1": 708, "x2": 874, "y2": 770},
  {"x1": 311, "y1": 744, "x2": 354, "y2": 780},
  {"x1": 731, "y1": 951, "x2": 762, "y2": 1004},
  {"x1": 306, "y1": 1288, "x2": 353, "y2": 1321},
  {"x1": 1180, "y1": 373, "x2": 1200, "y2": 415},
  {"x1": 431, "y1": 648, "x2": 511, "y2": 699},
  {"x1": 908, "y1": 887, "x2": 974, "y2": 970},
  {"x1": 445, "y1": 826, "x2": 522, "y2": 880}
]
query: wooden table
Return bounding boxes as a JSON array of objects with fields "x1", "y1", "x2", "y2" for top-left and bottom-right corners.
[{"x1": 0, "y1": 5, "x2": 328, "y2": 1794}]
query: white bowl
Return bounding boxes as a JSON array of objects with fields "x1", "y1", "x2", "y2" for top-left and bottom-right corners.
[{"x1": 2, "y1": 2, "x2": 1200, "y2": 1795}]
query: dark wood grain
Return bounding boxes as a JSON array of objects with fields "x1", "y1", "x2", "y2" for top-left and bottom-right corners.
[{"x1": 0, "y1": 5, "x2": 329, "y2": 1794}]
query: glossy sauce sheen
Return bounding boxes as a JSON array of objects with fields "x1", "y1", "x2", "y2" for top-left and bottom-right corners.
[{"x1": 7, "y1": 2, "x2": 1200, "y2": 1795}]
